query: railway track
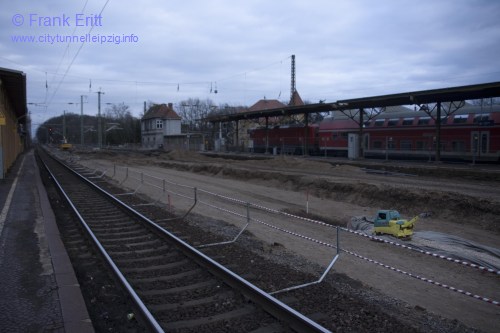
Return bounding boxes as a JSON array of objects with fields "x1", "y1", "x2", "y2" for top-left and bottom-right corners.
[{"x1": 37, "y1": 148, "x2": 330, "y2": 333}]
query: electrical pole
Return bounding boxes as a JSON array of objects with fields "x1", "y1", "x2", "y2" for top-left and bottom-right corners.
[
  {"x1": 80, "y1": 95, "x2": 84, "y2": 145},
  {"x1": 63, "y1": 110, "x2": 66, "y2": 141},
  {"x1": 290, "y1": 54, "x2": 296, "y2": 105},
  {"x1": 97, "y1": 89, "x2": 104, "y2": 148}
]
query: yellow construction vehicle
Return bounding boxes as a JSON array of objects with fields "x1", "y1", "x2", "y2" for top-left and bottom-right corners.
[
  {"x1": 373, "y1": 210, "x2": 418, "y2": 239},
  {"x1": 59, "y1": 138, "x2": 73, "y2": 150}
]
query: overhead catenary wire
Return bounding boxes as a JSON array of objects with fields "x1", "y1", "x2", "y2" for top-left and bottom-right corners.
[
  {"x1": 46, "y1": 0, "x2": 90, "y2": 106},
  {"x1": 47, "y1": 0, "x2": 111, "y2": 108}
]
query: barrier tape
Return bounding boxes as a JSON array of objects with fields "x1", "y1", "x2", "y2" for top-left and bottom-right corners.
[
  {"x1": 338, "y1": 227, "x2": 500, "y2": 275},
  {"x1": 245, "y1": 202, "x2": 500, "y2": 276},
  {"x1": 175, "y1": 186, "x2": 500, "y2": 276},
  {"x1": 250, "y1": 216, "x2": 500, "y2": 307},
  {"x1": 198, "y1": 190, "x2": 500, "y2": 275},
  {"x1": 342, "y1": 248, "x2": 500, "y2": 306},
  {"x1": 75, "y1": 160, "x2": 500, "y2": 306}
]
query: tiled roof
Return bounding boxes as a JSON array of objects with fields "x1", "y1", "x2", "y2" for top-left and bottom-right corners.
[
  {"x1": 248, "y1": 99, "x2": 286, "y2": 112},
  {"x1": 142, "y1": 103, "x2": 181, "y2": 120},
  {"x1": 289, "y1": 90, "x2": 304, "y2": 106}
]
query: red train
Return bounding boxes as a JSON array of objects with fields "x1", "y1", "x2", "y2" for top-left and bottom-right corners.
[
  {"x1": 249, "y1": 103, "x2": 500, "y2": 162},
  {"x1": 249, "y1": 124, "x2": 319, "y2": 155}
]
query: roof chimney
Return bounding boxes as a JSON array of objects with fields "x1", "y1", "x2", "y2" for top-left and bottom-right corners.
[{"x1": 168, "y1": 103, "x2": 173, "y2": 109}]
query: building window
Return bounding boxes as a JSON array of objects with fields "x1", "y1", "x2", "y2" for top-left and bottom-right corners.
[{"x1": 156, "y1": 119, "x2": 163, "y2": 129}]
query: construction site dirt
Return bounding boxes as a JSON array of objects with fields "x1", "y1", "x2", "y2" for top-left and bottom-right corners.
[{"x1": 64, "y1": 148, "x2": 500, "y2": 333}]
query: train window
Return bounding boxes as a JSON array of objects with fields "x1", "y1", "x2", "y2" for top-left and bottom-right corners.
[
  {"x1": 340, "y1": 132, "x2": 349, "y2": 139},
  {"x1": 453, "y1": 115, "x2": 468, "y2": 123},
  {"x1": 374, "y1": 119, "x2": 385, "y2": 127},
  {"x1": 481, "y1": 132, "x2": 489, "y2": 153},
  {"x1": 440, "y1": 116, "x2": 448, "y2": 125},
  {"x1": 402, "y1": 118, "x2": 414, "y2": 125},
  {"x1": 473, "y1": 113, "x2": 489, "y2": 123},
  {"x1": 416, "y1": 141, "x2": 428, "y2": 150},
  {"x1": 400, "y1": 140, "x2": 412, "y2": 150},
  {"x1": 452, "y1": 141, "x2": 466, "y2": 152},
  {"x1": 387, "y1": 119, "x2": 399, "y2": 126},
  {"x1": 418, "y1": 117, "x2": 430, "y2": 125},
  {"x1": 372, "y1": 141, "x2": 383, "y2": 149}
]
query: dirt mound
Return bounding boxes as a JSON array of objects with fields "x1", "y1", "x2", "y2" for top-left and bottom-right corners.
[
  {"x1": 151, "y1": 160, "x2": 500, "y2": 232},
  {"x1": 258, "y1": 156, "x2": 333, "y2": 172},
  {"x1": 331, "y1": 164, "x2": 364, "y2": 174},
  {"x1": 72, "y1": 149, "x2": 500, "y2": 233}
]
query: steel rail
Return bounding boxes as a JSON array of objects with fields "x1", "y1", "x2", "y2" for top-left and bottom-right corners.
[
  {"x1": 38, "y1": 153, "x2": 165, "y2": 333},
  {"x1": 41, "y1": 149, "x2": 331, "y2": 333}
]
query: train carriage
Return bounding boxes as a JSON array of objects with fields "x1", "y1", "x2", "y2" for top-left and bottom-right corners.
[
  {"x1": 319, "y1": 103, "x2": 500, "y2": 162},
  {"x1": 365, "y1": 105, "x2": 500, "y2": 162},
  {"x1": 318, "y1": 118, "x2": 357, "y2": 157},
  {"x1": 247, "y1": 103, "x2": 499, "y2": 162},
  {"x1": 249, "y1": 124, "x2": 319, "y2": 155}
]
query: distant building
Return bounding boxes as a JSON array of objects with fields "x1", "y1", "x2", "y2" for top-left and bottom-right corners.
[
  {"x1": 141, "y1": 103, "x2": 181, "y2": 149},
  {"x1": 0, "y1": 67, "x2": 28, "y2": 178},
  {"x1": 289, "y1": 90, "x2": 304, "y2": 107},
  {"x1": 230, "y1": 98, "x2": 286, "y2": 151}
]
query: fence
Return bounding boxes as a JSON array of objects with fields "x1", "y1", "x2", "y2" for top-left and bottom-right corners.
[{"x1": 62, "y1": 154, "x2": 499, "y2": 305}]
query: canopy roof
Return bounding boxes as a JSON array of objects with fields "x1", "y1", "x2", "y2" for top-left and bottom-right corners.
[{"x1": 205, "y1": 81, "x2": 500, "y2": 123}]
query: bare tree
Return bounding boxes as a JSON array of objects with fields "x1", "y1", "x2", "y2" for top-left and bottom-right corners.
[
  {"x1": 105, "y1": 102, "x2": 131, "y2": 119},
  {"x1": 177, "y1": 98, "x2": 216, "y2": 131},
  {"x1": 103, "y1": 103, "x2": 140, "y2": 145},
  {"x1": 471, "y1": 98, "x2": 500, "y2": 107}
]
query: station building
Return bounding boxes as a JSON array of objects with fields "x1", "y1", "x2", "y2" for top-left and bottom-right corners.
[
  {"x1": 0, "y1": 67, "x2": 28, "y2": 179},
  {"x1": 141, "y1": 103, "x2": 183, "y2": 149}
]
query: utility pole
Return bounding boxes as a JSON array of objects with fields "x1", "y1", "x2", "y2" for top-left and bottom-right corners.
[
  {"x1": 290, "y1": 54, "x2": 296, "y2": 105},
  {"x1": 97, "y1": 89, "x2": 104, "y2": 148},
  {"x1": 63, "y1": 110, "x2": 66, "y2": 141},
  {"x1": 80, "y1": 95, "x2": 84, "y2": 145}
]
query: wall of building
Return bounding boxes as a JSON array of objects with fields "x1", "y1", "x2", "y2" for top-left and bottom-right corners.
[
  {"x1": 141, "y1": 117, "x2": 182, "y2": 149},
  {"x1": 165, "y1": 119, "x2": 181, "y2": 135},
  {"x1": 0, "y1": 84, "x2": 24, "y2": 178}
]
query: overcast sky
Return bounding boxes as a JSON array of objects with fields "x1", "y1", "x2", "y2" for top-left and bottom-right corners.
[{"x1": 1, "y1": 0, "x2": 500, "y2": 128}]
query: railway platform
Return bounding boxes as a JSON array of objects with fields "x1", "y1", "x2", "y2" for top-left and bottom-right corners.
[{"x1": 0, "y1": 150, "x2": 93, "y2": 333}]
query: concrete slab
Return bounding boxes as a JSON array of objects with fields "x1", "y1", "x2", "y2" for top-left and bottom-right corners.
[{"x1": 0, "y1": 150, "x2": 94, "y2": 332}]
